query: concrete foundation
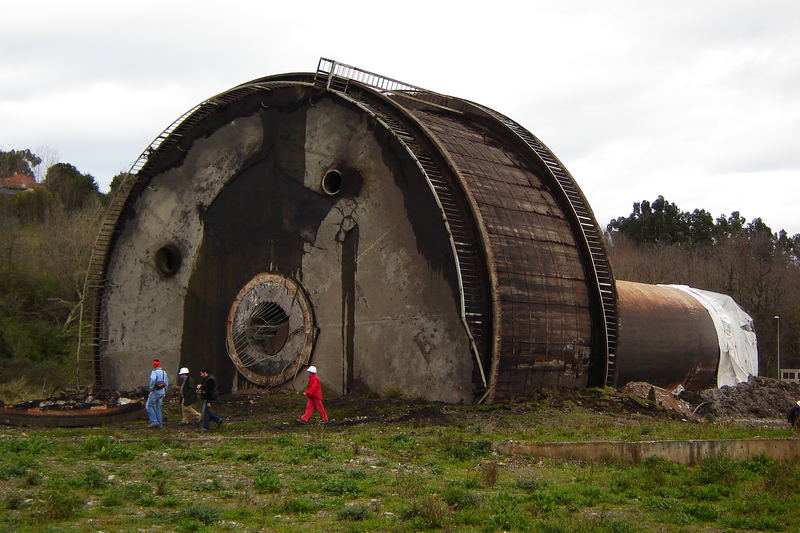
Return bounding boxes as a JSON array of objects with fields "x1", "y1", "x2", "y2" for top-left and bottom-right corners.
[{"x1": 494, "y1": 438, "x2": 800, "y2": 465}]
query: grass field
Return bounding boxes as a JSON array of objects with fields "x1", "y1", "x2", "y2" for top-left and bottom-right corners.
[{"x1": 1, "y1": 390, "x2": 799, "y2": 532}]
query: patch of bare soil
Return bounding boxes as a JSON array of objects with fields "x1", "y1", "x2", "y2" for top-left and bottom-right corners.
[
  {"x1": 7, "y1": 375, "x2": 798, "y2": 429},
  {"x1": 392, "y1": 405, "x2": 452, "y2": 425}
]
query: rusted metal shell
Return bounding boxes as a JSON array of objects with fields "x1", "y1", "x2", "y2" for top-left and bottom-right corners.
[
  {"x1": 80, "y1": 60, "x2": 618, "y2": 402},
  {"x1": 614, "y1": 280, "x2": 719, "y2": 391},
  {"x1": 0, "y1": 402, "x2": 143, "y2": 427}
]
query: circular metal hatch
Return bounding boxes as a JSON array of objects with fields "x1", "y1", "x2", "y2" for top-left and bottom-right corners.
[{"x1": 226, "y1": 273, "x2": 315, "y2": 386}]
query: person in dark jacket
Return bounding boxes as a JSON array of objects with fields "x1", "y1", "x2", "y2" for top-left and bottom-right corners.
[
  {"x1": 788, "y1": 400, "x2": 800, "y2": 430},
  {"x1": 297, "y1": 366, "x2": 329, "y2": 423},
  {"x1": 198, "y1": 368, "x2": 223, "y2": 431},
  {"x1": 178, "y1": 367, "x2": 201, "y2": 425}
]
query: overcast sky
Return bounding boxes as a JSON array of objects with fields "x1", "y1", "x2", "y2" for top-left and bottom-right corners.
[{"x1": 2, "y1": 0, "x2": 798, "y2": 235}]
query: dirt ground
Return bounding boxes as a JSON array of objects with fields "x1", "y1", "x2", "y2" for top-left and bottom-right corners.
[
  {"x1": 4, "y1": 375, "x2": 800, "y2": 430},
  {"x1": 683, "y1": 375, "x2": 800, "y2": 421}
]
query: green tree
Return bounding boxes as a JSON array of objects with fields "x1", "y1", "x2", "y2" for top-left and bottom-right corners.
[
  {"x1": 108, "y1": 171, "x2": 133, "y2": 197},
  {"x1": 12, "y1": 187, "x2": 56, "y2": 224},
  {"x1": 43, "y1": 163, "x2": 100, "y2": 211},
  {"x1": 0, "y1": 149, "x2": 41, "y2": 179},
  {"x1": 607, "y1": 195, "x2": 691, "y2": 245},
  {"x1": 608, "y1": 198, "x2": 800, "y2": 377}
]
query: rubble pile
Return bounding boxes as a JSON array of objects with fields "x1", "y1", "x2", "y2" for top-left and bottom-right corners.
[
  {"x1": 688, "y1": 376, "x2": 800, "y2": 420},
  {"x1": 8, "y1": 388, "x2": 147, "y2": 411},
  {"x1": 621, "y1": 382, "x2": 694, "y2": 418}
]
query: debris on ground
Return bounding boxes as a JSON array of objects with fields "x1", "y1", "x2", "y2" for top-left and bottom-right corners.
[
  {"x1": 685, "y1": 376, "x2": 800, "y2": 420},
  {"x1": 3, "y1": 374, "x2": 798, "y2": 428},
  {"x1": 7, "y1": 388, "x2": 148, "y2": 411},
  {"x1": 621, "y1": 382, "x2": 695, "y2": 418}
]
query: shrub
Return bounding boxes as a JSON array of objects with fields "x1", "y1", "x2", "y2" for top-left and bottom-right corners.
[
  {"x1": 23, "y1": 470, "x2": 42, "y2": 487},
  {"x1": 193, "y1": 478, "x2": 224, "y2": 492},
  {"x1": 401, "y1": 495, "x2": 449, "y2": 529},
  {"x1": 695, "y1": 454, "x2": 738, "y2": 485},
  {"x1": 42, "y1": 487, "x2": 82, "y2": 519},
  {"x1": 253, "y1": 467, "x2": 281, "y2": 493},
  {"x1": 3, "y1": 493, "x2": 23, "y2": 510},
  {"x1": 82, "y1": 466, "x2": 109, "y2": 489},
  {"x1": 479, "y1": 460, "x2": 499, "y2": 487},
  {"x1": 441, "y1": 485, "x2": 479, "y2": 509},
  {"x1": 338, "y1": 502, "x2": 375, "y2": 521},
  {"x1": 0, "y1": 463, "x2": 27, "y2": 479},
  {"x1": 139, "y1": 437, "x2": 169, "y2": 451},
  {"x1": 742, "y1": 454, "x2": 774, "y2": 476},
  {"x1": 283, "y1": 495, "x2": 319, "y2": 514},
  {"x1": 101, "y1": 493, "x2": 124, "y2": 507},
  {"x1": 81, "y1": 436, "x2": 135, "y2": 461},
  {"x1": 682, "y1": 502, "x2": 719, "y2": 522},
  {"x1": 725, "y1": 515, "x2": 785, "y2": 531},
  {"x1": 172, "y1": 450, "x2": 202, "y2": 461},
  {"x1": 179, "y1": 503, "x2": 220, "y2": 525},
  {"x1": 381, "y1": 383, "x2": 403, "y2": 399},
  {"x1": 514, "y1": 477, "x2": 548, "y2": 491},
  {"x1": 446, "y1": 440, "x2": 492, "y2": 461},
  {"x1": 322, "y1": 477, "x2": 362, "y2": 496},
  {"x1": 162, "y1": 496, "x2": 181, "y2": 508},
  {"x1": 764, "y1": 460, "x2": 800, "y2": 500},
  {"x1": 0, "y1": 436, "x2": 51, "y2": 455},
  {"x1": 121, "y1": 482, "x2": 151, "y2": 500},
  {"x1": 237, "y1": 451, "x2": 261, "y2": 462},
  {"x1": 287, "y1": 442, "x2": 332, "y2": 464}
]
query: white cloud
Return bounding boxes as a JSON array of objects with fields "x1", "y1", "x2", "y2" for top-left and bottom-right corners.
[{"x1": 1, "y1": 0, "x2": 798, "y2": 234}]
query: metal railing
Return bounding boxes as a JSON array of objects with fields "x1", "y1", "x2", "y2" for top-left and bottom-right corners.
[{"x1": 315, "y1": 58, "x2": 461, "y2": 112}]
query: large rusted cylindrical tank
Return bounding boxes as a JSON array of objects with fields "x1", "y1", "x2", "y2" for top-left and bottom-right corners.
[
  {"x1": 83, "y1": 60, "x2": 617, "y2": 402},
  {"x1": 81, "y1": 59, "x2": 755, "y2": 402},
  {"x1": 614, "y1": 281, "x2": 720, "y2": 391}
]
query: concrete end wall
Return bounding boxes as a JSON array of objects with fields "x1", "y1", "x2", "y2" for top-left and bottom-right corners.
[{"x1": 101, "y1": 88, "x2": 474, "y2": 402}]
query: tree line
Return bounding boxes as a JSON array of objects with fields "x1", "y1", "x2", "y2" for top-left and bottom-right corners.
[
  {"x1": 607, "y1": 195, "x2": 799, "y2": 377},
  {"x1": 0, "y1": 146, "x2": 796, "y2": 391},
  {"x1": 0, "y1": 148, "x2": 129, "y2": 391}
]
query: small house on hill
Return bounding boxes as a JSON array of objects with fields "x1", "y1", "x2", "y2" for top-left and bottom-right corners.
[{"x1": 0, "y1": 173, "x2": 37, "y2": 195}]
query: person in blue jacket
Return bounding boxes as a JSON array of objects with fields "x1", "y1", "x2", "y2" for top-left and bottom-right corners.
[{"x1": 146, "y1": 359, "x2": 169, "y2": 428}]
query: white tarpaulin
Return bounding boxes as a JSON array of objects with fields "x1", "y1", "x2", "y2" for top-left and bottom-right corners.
[{"x1": 661, "y1": 285, "x2": 758, "y2": 387}]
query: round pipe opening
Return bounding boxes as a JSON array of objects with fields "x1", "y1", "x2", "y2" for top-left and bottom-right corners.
[
  {"x1": 154, "y1": 245, "x2": 181, "y2": 277},
  {"x1": 321, "y1": 169, "x2": 343, "y2": 196},
  {"x1": 246, "y1": 301, "x2": 290, "y2": 356}
]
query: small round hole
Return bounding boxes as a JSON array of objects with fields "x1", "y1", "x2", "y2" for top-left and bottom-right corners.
[
  {"x1": 155, "y1": 245, "x2": 181, "y2": 277},
  {"x1": 321, "y1": 169, "x2": 343, "y2": 195}
]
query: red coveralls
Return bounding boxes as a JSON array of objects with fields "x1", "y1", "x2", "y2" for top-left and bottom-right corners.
[{"x1": 300, "y1": 373, "x2": 328, "y2": 421}]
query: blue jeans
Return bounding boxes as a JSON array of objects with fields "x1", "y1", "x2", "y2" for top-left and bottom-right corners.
[
  {"x1": 146, "y1": 390, "x2": 165, "y2": 427},
  {"x1": 202, "y1": 401, "x2": 221, "y2": 430}
]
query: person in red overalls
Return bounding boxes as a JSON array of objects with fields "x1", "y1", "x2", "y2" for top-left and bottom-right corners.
[{"x1": 297, "y1": 366, "x2": 329, "y2": 423}]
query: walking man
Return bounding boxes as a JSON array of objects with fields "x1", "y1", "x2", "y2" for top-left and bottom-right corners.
[
  {"x1": 788, "y1": 400, "x2": 800, "y2": 430},
  {"x1": 198, "y1": 368, "x2": 223, "y2": 431},
  {"x1": 178, "y1": 367, "x2": 201, "y2": 425},
  {"x1": 297, "y1": 365, "x2": 329, "y2": 423},
  {"x1": 146, "y1": 359, "x2": 169, "y2": 428}
]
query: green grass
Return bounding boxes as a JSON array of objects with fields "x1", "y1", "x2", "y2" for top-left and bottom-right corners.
[{"x1": 0, "y1": 393, "x2": 799, "y2": 531}]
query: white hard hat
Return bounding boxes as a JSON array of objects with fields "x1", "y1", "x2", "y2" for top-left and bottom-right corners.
[
  {"x1": 178, "y1": 367, "x2": 190, "y2": 375},
  {"x1": 307, "y1": 366, "x2": 317, "y2": 374},
  {"x1": 796, "y1": 400, "x2": 800, "y2": 407}
]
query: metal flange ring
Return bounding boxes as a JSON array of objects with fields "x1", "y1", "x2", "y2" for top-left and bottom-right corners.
[{"x1": 226, "y1": 273, "x2": 315, "y2": 387}]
